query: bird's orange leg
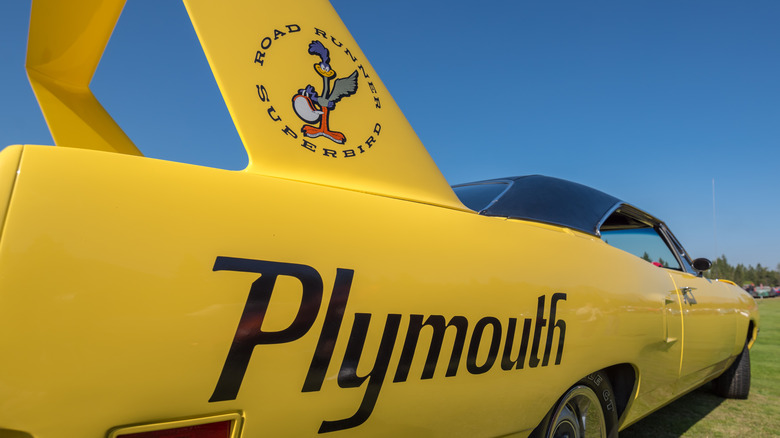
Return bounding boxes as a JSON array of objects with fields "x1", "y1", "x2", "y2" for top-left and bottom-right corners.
[
  {"x1": 302, "y1": 108, "x2": 346, "y2": 144},
  {"x1": 319, "y1": 108, "x2": 346, "y2": 143}
]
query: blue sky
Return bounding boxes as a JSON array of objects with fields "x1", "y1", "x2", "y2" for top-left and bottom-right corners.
[{"x1": 1, "y1": 1, "x2": 778, "y2": 270}]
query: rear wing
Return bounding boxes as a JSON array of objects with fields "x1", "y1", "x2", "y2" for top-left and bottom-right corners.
[{"x1": 26, "y1": 0, "x2": 467, "y2": 210}]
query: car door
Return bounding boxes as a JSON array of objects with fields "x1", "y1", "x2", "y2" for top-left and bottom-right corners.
[
  {"x1": 599, "y1": 223, "x2": 684, "y2": 394},
  {"x1": 665, "y1": 266, "x2": 737, "y2": 392},
  {"x1": 658, "y1": 225, "x2": 738, "y2": 391}
]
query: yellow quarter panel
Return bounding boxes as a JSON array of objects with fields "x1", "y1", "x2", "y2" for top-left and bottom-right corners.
[{"x1": 0, "y1": 145, "x2": 706, "y2": 437}]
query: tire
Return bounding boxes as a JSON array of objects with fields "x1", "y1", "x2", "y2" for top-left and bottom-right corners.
[
  {"x1": 713, "y1": 343, "x2": 751, "y2": 399},
  {"x1": 532, "y1": 371, "x2": 619, "y2": 438}
]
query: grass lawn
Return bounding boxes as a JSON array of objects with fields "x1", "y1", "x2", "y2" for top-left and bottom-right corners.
[{"x1": 621, "y1": 297, "x2": 780, "y2": 437}]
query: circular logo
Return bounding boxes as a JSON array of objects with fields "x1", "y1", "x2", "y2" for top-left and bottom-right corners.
[{"x1": 252, "y1": 25, "x2": 385, "y2": 159}]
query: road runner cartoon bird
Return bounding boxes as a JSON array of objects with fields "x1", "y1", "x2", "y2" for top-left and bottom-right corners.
[{"x1": 292, "y1": 40, "x2": 359, "y2": 144}]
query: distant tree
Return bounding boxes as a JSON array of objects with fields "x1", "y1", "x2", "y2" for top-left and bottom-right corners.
[
  {"x1": 703, "y1": 255, "x2": 779, "y2": 287},
  {"x1": 734, "y1": 264, "x2": 746, "y2": 286},
  {"x1": 709, "y1": 255, "x2": 732, "y2": 280},
  {"x1": 754, "y1": 263, "x2": 778, "y2": 286},
  {"x1": 640, "y1": 251, "x2": 669, "y2": 267}
]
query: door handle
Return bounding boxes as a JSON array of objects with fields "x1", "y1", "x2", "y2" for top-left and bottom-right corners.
[{"x1": 680, "y1": 287, "x2": 697, "y2": 305}]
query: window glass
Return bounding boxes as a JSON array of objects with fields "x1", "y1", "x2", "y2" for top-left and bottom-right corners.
[
  {"x1": 601, "y1": 227, "x2": 681, "y2": 270},
  {"x1": 452, "y1": 182, "x2": 509, "y2": 212}
]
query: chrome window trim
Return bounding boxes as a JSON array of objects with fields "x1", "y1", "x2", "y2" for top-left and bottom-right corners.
[
  {"x1": 657, "y1": 223, "x2": 697, "y2": 275},
  {"x1": 598, "y1": 204, "x2": 687, "y2": 272},
  {"x1": 594, "y1": 202, "x2": 624, "y2": 237}
]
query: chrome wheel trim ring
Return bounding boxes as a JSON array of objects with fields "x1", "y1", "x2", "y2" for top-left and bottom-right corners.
[{"x1": 547, "y1": 385, "x2": 606, "y2": 438}]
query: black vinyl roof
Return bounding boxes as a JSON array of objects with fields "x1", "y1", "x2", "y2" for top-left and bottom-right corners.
[{"x1": 452, "y1": 175, "x2": 623, "y2": 236}]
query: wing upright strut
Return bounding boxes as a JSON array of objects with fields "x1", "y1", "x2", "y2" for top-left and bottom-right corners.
[{"x1": 26, "y1": 0, "x2": 141, "y2": 155}]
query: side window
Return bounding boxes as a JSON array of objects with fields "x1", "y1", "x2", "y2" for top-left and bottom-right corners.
[{"x1": 601, "y1": 227, "x2": 682, "y2": 270}]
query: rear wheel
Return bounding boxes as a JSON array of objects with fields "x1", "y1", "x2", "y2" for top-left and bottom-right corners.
[
  {"x1": 713, "y1": 343, "x2": 751, "y2": 399},
  {"x1": 533, "y1": 371, "x2": 618, "y2": 438}
]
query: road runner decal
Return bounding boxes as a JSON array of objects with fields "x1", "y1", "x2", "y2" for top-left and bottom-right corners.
[
  {"x1": 253, "y1": 25, "x2": 384, "y2": 159},
  {"x1": 210, "y1": 256, "x2": 567, "y2": 433},
  {"x1": 293, "y1": 41, "x2": 359, "y2": 144}
]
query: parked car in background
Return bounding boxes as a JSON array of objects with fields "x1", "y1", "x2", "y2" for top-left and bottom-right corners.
[{"x1": 754, "y1": 286, "x2": 777, "y2": 298}]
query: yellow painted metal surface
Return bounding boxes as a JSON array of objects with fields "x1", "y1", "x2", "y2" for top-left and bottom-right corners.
[
  {"x1": 0, "y1": 145, "x2": 23, "y2": 234},
  {"x1": 0, "y1": 0, "x2": 759, "y2": 437}
]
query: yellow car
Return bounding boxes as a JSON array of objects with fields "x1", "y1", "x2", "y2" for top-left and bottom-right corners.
[{"x1": 0, "y1": 0, "x2": 758, "y2": 437}]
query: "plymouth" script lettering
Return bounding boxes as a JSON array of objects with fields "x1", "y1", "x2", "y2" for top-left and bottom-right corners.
[{"x1": 208, "y1": 256, "x2": 567, "y2": 433}]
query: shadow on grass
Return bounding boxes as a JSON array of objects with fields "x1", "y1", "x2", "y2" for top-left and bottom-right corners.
[{"x1": 620, "y1": 385, "x2": 724, "y2": 438}]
